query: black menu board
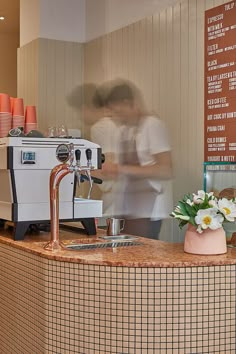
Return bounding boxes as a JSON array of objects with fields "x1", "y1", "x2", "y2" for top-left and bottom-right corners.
[{"x1": 205, "y1": 1, "x2": 236, "y2": 162}]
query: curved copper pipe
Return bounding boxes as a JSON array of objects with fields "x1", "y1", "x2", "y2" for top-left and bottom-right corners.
[{"x1": 44, "y1": 164, "x2": 72, "y2": 251}]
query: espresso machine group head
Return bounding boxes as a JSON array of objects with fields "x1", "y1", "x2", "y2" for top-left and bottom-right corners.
[{"x1": 0, "y1": 137, "x2": 103, "y2": 240}]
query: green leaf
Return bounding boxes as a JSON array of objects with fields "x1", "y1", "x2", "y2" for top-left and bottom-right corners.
[
  {"x1": 179, "y1": 220, "x2": 188, "y2": 229},
  {"x1": 189, "y1": 217, "x2": 196, "y2": 226},
  {"x1": 184, "y1": 203, "x2": 197, "y2": 217},
  {"x1": 178, "y1": 201, "x2": 188, "y2": 215}
]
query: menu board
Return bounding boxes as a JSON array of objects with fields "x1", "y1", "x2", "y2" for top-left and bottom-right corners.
[{"x1": 205, "y1": 1, "x2": 236, "y2": 162}]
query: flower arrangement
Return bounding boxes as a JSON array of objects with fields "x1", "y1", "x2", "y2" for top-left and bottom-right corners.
[{"x1": 171, "y1": 190, "x2": 236, "y2": 233}]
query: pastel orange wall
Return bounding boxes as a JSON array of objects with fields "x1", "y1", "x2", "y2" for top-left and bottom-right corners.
[{"x1": 0, "y1": 33, "x2": 19, "y2": 97}]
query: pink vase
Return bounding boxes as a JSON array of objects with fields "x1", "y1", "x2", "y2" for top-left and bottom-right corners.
[{"x1": 184, "y1": 224, "x2": 227, "y2": 255}]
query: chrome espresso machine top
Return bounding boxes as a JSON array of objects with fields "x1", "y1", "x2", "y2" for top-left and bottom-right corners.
[{"x1": 0, "y1": 137, "x2": 103, "y2": 240}]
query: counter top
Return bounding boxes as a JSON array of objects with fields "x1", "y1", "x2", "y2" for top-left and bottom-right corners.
[{"x1": 1, "y1": 226, "x2": 236, "y2": 267}]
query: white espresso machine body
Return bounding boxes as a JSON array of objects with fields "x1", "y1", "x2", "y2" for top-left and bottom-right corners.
[{"x1": 0, "y1": 137, "x2": 103, "y2": 239}]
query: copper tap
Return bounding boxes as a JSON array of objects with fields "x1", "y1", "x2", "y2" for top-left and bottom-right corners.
[
  {"x1": 44, "y1": 163, "x2": 73, "y2": 251},
  {"x1": 44, "y1": 143, "x2": 94, "y2": 251}
]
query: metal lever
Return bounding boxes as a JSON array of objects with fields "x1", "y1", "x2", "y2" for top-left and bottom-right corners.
[
  {"x1": 86, "y1": 148, "x2": 92, "y2": 168},
  {"x1": 80, "y1": 174, "x2": 103, "y2": 184},
  {"x1": 85, "y1": 148, "x2": 93, "y2": 198},
  {"x1": 75, "y1": 149, "x2": 81, "y2": 187},
  {"x1": 75, "y1": 149, "x2": 81, "y2": 163},
  {"x1": 68, "y1": 143, "x2": 74, "y2": 166}
]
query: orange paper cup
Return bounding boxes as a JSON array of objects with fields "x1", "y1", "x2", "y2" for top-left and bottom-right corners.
[
  {"x1": 25, "y1": 122, "x2": 37, "y2": 134},
  {"x1": 10, "y1": 97, "x2": 15, "y2": 114},
  {"x1": 25, "y1": 105, "x2": 37, "y2": 123},
  {"x1": 13, "y1": 98, "x2": 24, "y2": 116},
  {"x1": 12, "y1": 116, "x2": 24, "y2": 129},
  {"x1": 0, "y1": 93, "x2": 11, "y2": 113}
]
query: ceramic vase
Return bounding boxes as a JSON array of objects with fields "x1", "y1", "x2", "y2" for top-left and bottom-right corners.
[{"x1": 184, "y1": 224, "x2": 227, "y2": 255}]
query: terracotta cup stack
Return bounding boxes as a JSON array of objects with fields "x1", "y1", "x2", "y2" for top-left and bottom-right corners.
[
  {"x1": 12, "y1": 97, "x2": 25, "y2": 129},
  {"x1": 0, "y1": 93, "x2": 12, "y2": 137},
  {"x1": 10, "y1": 96, "x2": 15, "y2": 115},
  {"x1": 25, "y1": 106, "x2": 37, "y2": 134}
]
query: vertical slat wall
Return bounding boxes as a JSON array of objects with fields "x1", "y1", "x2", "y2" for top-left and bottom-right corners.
[
  {"x1": 17, "y1": 38, "x2": 84, "y2": 134},
  {"x1": 84, "y1": 0, "x2": 229, "y2": 242},
  {"x1": 17, "y1": 39, "x2": 39, "y2": 110}
]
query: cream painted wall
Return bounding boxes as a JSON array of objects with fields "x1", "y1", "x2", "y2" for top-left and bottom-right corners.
[
  {"x1": 20, "y1": 0, "x2": 40, "y2": 47},
  {"x1": 40, "y1": 0, "x2": 85, "y2": 43},
  {"x1": 0, "y1": 33, "x2": 19, "y2": 97},
  {"x1": 84, "y1": 0, "x2": 230, "y2": 242},
  {"x1": 17, "y1": 38, "x2": 84, "y2": 133},
  {"x1": 85, "y1": 0, "x2": 180, "y2": 41},
  {"x1": 20, "y1": 0, "x2": 85, "y2": 46}
]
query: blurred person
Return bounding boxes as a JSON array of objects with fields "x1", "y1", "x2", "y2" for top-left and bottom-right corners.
[
  {"x1": 67, "y1": 83, "x2": 101, "y2": 130},
  {"x1": 90, "y1": 82, "x2": 122, "y2": 216},
  {"x1": 101, "y1": 80, "x2": 173, "y2": 239},
  {"x1": 67, "y1": 82, "x2": 121, "y2": 216}
]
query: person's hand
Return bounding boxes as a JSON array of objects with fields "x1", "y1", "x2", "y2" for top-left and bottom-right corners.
[{"x1": 101, "y1": 161, "x2": 119, "y2": 178}]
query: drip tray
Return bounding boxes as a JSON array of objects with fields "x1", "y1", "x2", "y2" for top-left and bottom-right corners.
[
  {"x1": 65, "y1": 241, "x2": 142, "y2": 251},
  {"x1": 99, "y1": 235, "x2": 138, "y2": 241}
]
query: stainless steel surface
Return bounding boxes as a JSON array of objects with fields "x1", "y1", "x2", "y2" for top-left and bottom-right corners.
[
  {"x1": 65, "y1": 240, "x2": 142, "y2": 250},
  {"x1": 106, "y1": 218, "x2": 125, "y2": 236},
  {"x1": 86, "y1": 170, "x2": 93, "y2": 199},
  {"x1": 99, "y1": 235, "x2": 138, "y2": 241}
]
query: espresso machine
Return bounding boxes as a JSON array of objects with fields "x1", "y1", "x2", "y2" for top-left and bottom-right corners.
[{"x1": 0, "y1": 137, "x2": 103, "y2": 240}]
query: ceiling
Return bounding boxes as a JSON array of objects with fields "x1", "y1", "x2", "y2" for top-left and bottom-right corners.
[
  {"x1": 0, "y1": 0, "x2": 179, "y2": 36},
  {"x1": 0, "y1": 0, "x2": 19, "y2": 33}
]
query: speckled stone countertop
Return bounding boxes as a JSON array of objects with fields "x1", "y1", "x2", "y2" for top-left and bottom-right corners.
[{"x1": 1, "y1": 226, "x2": 236, "y2": 267}]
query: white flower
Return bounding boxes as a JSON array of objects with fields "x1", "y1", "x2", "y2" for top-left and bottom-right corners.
[
  {"x1": 207, "y1": 192, "x2": 214, "y2": 198},
  {"x1": 208, "y1": 199, "x2": 217, "y2": 207},
  {"x1": 193, "y1": 190, "x2": 205, "y2": 204},
  {"x1": 195, "y1": 208, "x2": 224, "y2": 231},
  {"x1": 196, "y1": 225, "x2": 203, "y2": 233},
  {"x1": 171, "y1": 189, "x2": 236, "y2": 232},
  {"x1": 218, "y1": 198, "x2": 236, "y2": 222},
  {"x1": 186, "y1": 199, "x2": 194, "y2": 206}
]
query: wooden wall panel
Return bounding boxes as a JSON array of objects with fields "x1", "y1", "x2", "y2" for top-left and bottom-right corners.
[{"x1": 84, "y1": 0, "x2": 227, "y2": 242}]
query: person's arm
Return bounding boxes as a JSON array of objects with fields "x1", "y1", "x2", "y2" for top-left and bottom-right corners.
[
  {"x1": 119, "y1": 151, "x2": 172, "y2": 179},
  {"x1": 101, "y1": 151, "x2": 172, "y2": 180},
  {"x1": 91, "y1": 152, "x2": 116, "y2": 180}
]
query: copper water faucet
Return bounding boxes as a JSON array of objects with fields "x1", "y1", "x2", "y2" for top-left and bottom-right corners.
[
  {"x1": 44, "y1": 163, "x2": 73, "y2": 251},
  {"x1": 44, "y1": 143, "x2": 93, "y2": 251}
]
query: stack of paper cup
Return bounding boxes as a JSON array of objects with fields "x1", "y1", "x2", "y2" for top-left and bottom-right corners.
[
  {"x1": 0, "y1": 93, "x2": 12, "y2": 137},
  {"x1": 25, "y1": 106, "x2": 37, "y2": 134},
  {"x1": 10, "y1": 97, "x2": 15, "y2": 115},
  {"x1": 12, "y1": 97, "x2": 25, "y2": 129}
]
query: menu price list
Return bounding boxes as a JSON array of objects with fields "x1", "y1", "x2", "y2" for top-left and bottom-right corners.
[{"x1": 205, "y1": 1, "x2": 236, "y2": 162}]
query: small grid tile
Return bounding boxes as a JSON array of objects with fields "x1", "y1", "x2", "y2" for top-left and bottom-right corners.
[
  {"x1": 0, "y1": 244, "x2": 47, "y2": 354},
  {"x1": 0, "y1": 243, "x2": 236, "y2": 353}
]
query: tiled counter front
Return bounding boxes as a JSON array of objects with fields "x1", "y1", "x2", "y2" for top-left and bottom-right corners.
[{"x1": 0, "y1": 241, "x2": 235, "y2": 354}]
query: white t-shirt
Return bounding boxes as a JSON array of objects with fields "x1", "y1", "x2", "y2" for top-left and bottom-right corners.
[
  {"x1": 91, "y1": 117, "x2": 120, "y2": 215},
  {"x1": 114, "y1": 116, "x2": 173, "y2": 220}
]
